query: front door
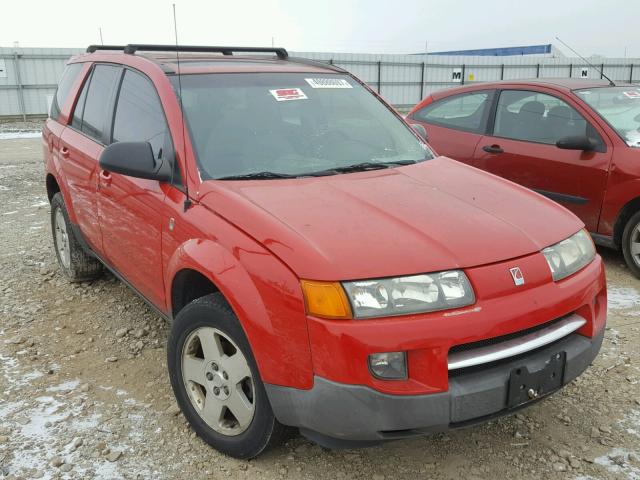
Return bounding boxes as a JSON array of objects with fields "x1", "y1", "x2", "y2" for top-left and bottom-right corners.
[
  {"x1": 473, "y1": 88, "x2": 612, "y2": 232},
  {"x1": 97, "y1": 68, "x2": 174, "y2": 309}
]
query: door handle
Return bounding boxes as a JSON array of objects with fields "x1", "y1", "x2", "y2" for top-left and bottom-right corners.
[
  {"x1": 482, "y1": 144, "x2": 504, "y2": 154},
  {"x1": 60, "y1": 146, "x2": 70, "y2": 158},
  {"x1": 99, "y1": 170, "x2": 112, "y2": 187}
]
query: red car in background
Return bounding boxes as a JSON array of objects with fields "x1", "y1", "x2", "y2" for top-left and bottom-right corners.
[{"x1": 407, "y1": 80, "x2": 640, "y2": 278}]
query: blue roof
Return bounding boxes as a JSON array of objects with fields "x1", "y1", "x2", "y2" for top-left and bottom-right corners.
[{"x1": 425, "y1": 44, "x2": 553, "y2": 56}]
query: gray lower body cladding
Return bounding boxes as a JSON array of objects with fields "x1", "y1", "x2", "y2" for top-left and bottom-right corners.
[{"x1": 265, "y1": 330, "x2": 603, "y2": 448}]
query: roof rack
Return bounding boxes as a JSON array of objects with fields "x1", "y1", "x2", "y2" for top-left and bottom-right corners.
[
  {"x1": 87, "y1": 44, "x2": 288, "y2": 59},
  {"x1": 86, "y1": 45, "x2": 127, "y2": 53}
]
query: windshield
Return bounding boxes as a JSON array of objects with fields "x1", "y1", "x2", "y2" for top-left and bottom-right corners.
[
  {"x1": 574, "y1": 86, "x2": 640, "y2": 147},
  {"x1": 170, "y1": 73, "x2": 432, "y2": 179}
]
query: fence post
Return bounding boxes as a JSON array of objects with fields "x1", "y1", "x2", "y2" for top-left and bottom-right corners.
[
  {"x1": 377, "y1": 61, "x2": 382, "y2": 94},
  {"x1": 569, "y1": 63, "x2": 572, "y2": 78},
  {"x1": 461, "y1": 64, "x2": 466, "y2": 85},
  {"x1": 600, "y1": 63, "x2": 604, "y2": 79},
  {"x1": 13, "y1": 52, "x2": 27, "y2": 121},
  {"x1": 419, "y1": 62, "x2": 425, "y2": 100},
  {"x1": 329, "y1": 59, "x2": 333, "y2": 65},
  {"x1": 500, "y1": 64, "x2": 504, "y2": 80},
  {"x1": 536, "y1": 64, "x2": 540, "y2": 78},
  {"x1": 630, "y1": 64, "x2": 634, "y2": 83}
]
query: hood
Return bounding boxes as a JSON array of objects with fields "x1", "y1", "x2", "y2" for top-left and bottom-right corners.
[{"x1": 198, "y1": 157, "x2": 583, "y2": 280}]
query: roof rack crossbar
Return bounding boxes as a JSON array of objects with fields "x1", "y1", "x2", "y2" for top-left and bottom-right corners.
[
  {"x1": 86, "y1": 45, "x2": 127, "y2": 53},
  {"x1": 120, "y1": 44, "x2": 288, "y2": 59}
]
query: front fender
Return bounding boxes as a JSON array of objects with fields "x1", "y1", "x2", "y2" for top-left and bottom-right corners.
[
  {"x1": 165, "y1": 237, "x2": 314, "y2": 390},
  {"x1": 600, "y1": 178, "x2": 640, "y2": 236}
]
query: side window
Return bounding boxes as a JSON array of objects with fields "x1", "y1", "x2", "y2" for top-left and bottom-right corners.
[
  {"x1": 50, "y1": 63, "x2": 83, "y2": 120},
  {"x1": 80, "y1": 65, "x2": 121, "y2": 143},
  {"x1": 112, "y1": 69, "x2": 179, "y2": 183},
  {"x1": 493, "y1": 90, "x2": 602, "y2": 146},
  {"x1": 412, "y1": 91, "x2": 492, "y2": 133}
]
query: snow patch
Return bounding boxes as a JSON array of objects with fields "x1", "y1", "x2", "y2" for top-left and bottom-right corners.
[
  {"x1": 608, "y1": 285, "x2": 640, "y2": 311},
  {"x1": 0, "y1": 131, "x2": 41, "y2": 140},
  {"x1": 594, "y1": 448, "x2": 640, "y2": 479}
]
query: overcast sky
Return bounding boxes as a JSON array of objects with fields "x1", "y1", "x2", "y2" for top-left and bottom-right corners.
[{"x1": 3, "y1": 0, "x2": 638, "y2": 58}]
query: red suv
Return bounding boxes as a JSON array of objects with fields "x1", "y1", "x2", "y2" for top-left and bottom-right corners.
[
  {"x1": 407, "y1": 79, "x2": 640, "y2": 277},
  {"x1": 44, "y1": 45, "x2": 606, "y2": 459}
]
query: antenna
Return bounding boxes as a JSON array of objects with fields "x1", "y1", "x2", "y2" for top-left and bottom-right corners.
[
  {"x1": 99, "y1": 28, "x2": 104, "y2": 45},
  {"x1": 555, "y1": 37, "x2": 615, "y2": 86},
  {"x1": 173, "y1": 4, "x2": 192, "y2": 212}
]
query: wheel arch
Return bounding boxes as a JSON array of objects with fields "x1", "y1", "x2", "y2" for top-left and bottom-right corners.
[
  {"x1": 165, "y1": 237, "x2": 314, "y2": 389},
  {"x1": 45, "y1": 170, "x2": 79, "y2": 224},
  {"x1": 46, "y1": 173, "x2": 61, "y2": 202},
  {"x1": 613, "y1": 196, "x2": 640, "y2": 247}
]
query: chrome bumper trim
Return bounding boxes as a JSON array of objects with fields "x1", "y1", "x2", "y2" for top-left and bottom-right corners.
[{"x1": 448, "y1": 314, "x2": 587, "y2": 370}]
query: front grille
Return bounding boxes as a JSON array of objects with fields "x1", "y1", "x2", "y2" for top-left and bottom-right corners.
[{"x1": 448, "y1": 315, "x2": 568, "y2": 355}]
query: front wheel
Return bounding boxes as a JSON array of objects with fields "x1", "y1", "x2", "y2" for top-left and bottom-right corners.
[
  {"x1": 622, "y1": 211, "x2": 640, "y2": 279},
  {"x1": 167, "y1": 293, "x2": 288, "y2": 459}
]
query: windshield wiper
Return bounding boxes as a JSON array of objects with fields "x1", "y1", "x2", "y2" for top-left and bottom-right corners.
[
  {"x1": 306, "y1": 160, "x2": 417, "y2": 176},
  {"x1": 217, "y1": 171, "x2": 297, "y2": 180}
]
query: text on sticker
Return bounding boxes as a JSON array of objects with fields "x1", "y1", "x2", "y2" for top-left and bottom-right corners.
[
  {"x1": 269, "y1": 88, "x2": 308, "y2": 102},
  {"x1": 305, "y1": 78, "x2": 353, "y2": 89}
]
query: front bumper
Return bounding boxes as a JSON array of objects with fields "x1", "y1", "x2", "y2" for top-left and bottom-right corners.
[{"x1": 265, "y1": 328, "x2": 603, "y2": 447}]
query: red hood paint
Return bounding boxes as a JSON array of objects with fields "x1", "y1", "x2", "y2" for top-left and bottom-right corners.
[{"x1": 198, "y1": 157, "x2": 583, "y2": 280}]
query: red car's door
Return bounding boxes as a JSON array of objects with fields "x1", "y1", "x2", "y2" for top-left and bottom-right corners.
[
  {"x1": 408, "y1": 90, "x2": 494, "y2": 164},
  {"x1": 473, "y1": 88, "x2": 612, "y2": 232},
  {"x1": 97, "y1": 68, "x2": 173, "y2": 309},
  {"x1": 59, "y1": 64, "x2": 121, "y2": 252}
]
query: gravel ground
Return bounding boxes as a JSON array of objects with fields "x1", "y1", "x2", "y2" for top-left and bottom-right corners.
[{"x1": 1, "y1": 135, "x2": 639, "y2": 480}]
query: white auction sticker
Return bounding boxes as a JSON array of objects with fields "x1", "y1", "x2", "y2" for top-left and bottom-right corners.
[
  {"x1": 305, "y1": 78, "x2": 352, "y2": 89},
  {"x1": 622, "y1": 90, "x2": 640, "y2": 99},
  {"x1": 269, "y1": 88, "x2": 308, "y2": 101}
]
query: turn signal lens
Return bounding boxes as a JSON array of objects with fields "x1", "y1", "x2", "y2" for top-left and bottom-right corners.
[{"x1": 301, "y1": 280, "x2": 352, "y2": 319}]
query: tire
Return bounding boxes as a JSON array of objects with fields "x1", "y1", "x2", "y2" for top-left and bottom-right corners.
[
  {"x1": 622, "y1": 211, "x2": 640, "y2": 279},
  {"x1": 167, "y1": 293, "x2": 288, "y2": 459},
  {"x1": 50, "y1": 192, "x2": 103, "y2": 282}
]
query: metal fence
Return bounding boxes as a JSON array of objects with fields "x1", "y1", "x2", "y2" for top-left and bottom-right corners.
[{"x1": 1, "y1": 47, "x2": 639, "y2": 119}]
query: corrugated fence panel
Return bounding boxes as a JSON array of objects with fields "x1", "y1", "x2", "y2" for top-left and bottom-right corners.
[{"x1": 0, "y1": 47, "x2": 638, "y2": 117}]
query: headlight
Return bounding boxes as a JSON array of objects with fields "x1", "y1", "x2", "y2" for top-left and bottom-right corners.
[
  {"x1": 342, "y1": 270, "x2": 475, "y2": 319},
  {"x1": 542, "y1": 229, "x2": 595, "y2": 281}
]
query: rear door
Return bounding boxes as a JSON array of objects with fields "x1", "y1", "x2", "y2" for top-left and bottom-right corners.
[
  {"x1": 59, "y1": 64, "x2": 121, "y2": 252},
  {"x1": 97, "y1": 68, "x2": 175, "y2": 309},
  {"x1": 473, "y1": 88, "x2": 612, "y2": 232},
  {"x1": 44, "y1": 63, "x2": 84, "y2": 170},
  {"x1": 408, "y1": 90, "x2": 494, "y2": 164}
]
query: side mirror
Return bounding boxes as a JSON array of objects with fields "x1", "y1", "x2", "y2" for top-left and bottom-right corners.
[
  {"x1": 99, "y1": 141, "x2": 171, "y2": 182},
  {"x1": 556, "y1": 135, "x2": 596, "y2": 151},
  {"x1": 410, "y1": 123, "x2": 428, "y2": 142}
]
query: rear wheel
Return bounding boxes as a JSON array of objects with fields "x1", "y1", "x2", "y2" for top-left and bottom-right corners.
[
  {"x1": 167, "y1": 293, "x2": 288, "y2": 459},
  {"x1": 50, "y1": 193, "x2": 103, "y2": 282},
  {"x1": 622, "y1": 211, "x2": 640, "y2": 279}
]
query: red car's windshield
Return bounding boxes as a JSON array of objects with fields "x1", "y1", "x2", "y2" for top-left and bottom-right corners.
[
  {"x1": 170, "y1": 73, "x2": 432, "y2": 179},
  {"x1": 575, "y1": 86, "x2": 640, "y2": 147}
]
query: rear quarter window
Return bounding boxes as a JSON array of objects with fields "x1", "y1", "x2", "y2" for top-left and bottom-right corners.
[
  {"x1": 50, "y1": 63, "x2": 83, "y2": 120},
  {"x1": 413, "y1": 91, "x2": 493, "y2": 133}
]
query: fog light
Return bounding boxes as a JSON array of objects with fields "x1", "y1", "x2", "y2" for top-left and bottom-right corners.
[{"x1": 368, "y1": 352, "x2": 407, "y2": 380}]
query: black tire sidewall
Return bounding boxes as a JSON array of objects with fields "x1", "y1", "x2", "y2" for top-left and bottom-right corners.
[
  {"x1": 167, "y1": 294, "x2": 278, "y2": 459},
  {"x1": 622, "y1": 211, "x2": 640, "y2": 279}
]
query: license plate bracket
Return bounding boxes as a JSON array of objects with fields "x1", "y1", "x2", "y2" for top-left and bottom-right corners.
[{"x1": 507, "y1": 352, "x2": 566, "y2": 408}]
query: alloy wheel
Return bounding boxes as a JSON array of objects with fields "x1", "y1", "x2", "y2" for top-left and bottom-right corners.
[
  {"x1": 630, "y1": 223, "x2": 640, "y2": 267},
  {"x1": 54, "y1": 208, "x2": 71, "y2": 269},
  {"x1": 181, "y1": 327, "x2": 255, "y2": 436}
]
